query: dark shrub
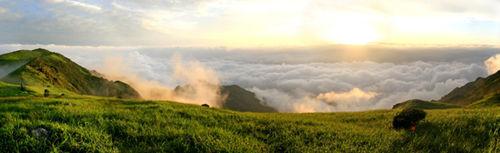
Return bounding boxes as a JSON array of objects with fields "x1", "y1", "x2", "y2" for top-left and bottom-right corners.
[
  {"x1": 393, "y1": 108, "x2": 426, "y2": 131},
  {"x1": 201, "y1": 104, "x2": 210, "y2": 108}
]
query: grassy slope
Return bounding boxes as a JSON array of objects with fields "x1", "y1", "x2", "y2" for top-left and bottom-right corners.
[
  {"x1": 440, "y1": 70, "x2": 500, "y2": 106},
  {"x1": 0, "y1": 96, "x2": 498, "y2": 152},
  {"x1": 468, "y1": 94, "x2": 500, "y2": 108},
  {"x1": 0, "y1": 49, "x2": 140, "y2": 99},
  {"x1": 0, "y1": 81, "x2": 35, "y2": 97},
  {"x1": 392, "y1": 99, "x2": 460, "y2": 110},
  {"x1": 0, "y1": 49, "x2": 49, "y2": 64}
]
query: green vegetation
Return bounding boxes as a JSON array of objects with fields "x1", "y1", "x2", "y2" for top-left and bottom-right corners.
[
  {"x1": 468, "y1": 94, "x2": 500, "y2": 108},
  {"x1": 0, "y1": 96, "x2": 498, "y2": 152},
  {"x1": 0, "y1": 49, "x2": 140, "y2": 99},
  {"x1": 392, "y1": 99, "x2": 460, "y2": 110},
  {"x1": 0, "y1": 49, "x2": 50, "y2": 64},
  {"x1": 0, "y1": 81, "x2": 35, "y2": 97},
  {"x1": 440, "y1": 70, "x2": 500, "y2": 106}
]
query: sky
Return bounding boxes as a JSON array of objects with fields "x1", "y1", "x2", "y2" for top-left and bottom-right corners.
[
  {"x1": 0, "y1": 0, "x2": 499, "y2": 47},
  {"x1": 1, "y1": 1, "x2": 500, "y2": 112}
]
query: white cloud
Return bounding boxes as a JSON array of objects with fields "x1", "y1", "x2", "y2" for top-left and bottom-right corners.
[
  {"x1": 0, "y1": 7, "x2": 6, "y2": 14},
  {"x1": 2, "y1": 0, "x2": 499, "y2": 46},
  {"x1": 66, "y1": 0, "x2": 101, "y2": 11},
  {"x1": 209, "y1": 60, "x2": 486, "y2": 112},
  {"x1": 485, "y1": 54, "x2": 500, "y2": 74},
  {"x1": 46, "y1": 0, "x2": 102, "y2": 12},
  {"x1": 317, "y1": 88, "x2": 377, "y2": 105}
]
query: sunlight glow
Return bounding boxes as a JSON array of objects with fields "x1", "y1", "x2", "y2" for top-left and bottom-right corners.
[
  {"x1": 315, "y1": 13, "x2": 381, "y2": 45},
  {"x1": 322, "y1": 23, "x2": 380, "y2": 45}
]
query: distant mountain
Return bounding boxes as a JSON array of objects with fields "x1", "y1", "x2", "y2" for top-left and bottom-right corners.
[
  {"x1": 220, "y1": 85, "x2": 277, "y2": 112},
  {"x1": 392, "y1": 99, "x2": 459, "y2": 110},
  {"x1": 439, "y1": 70, "x2": 500, "y2": 106},
  {"x1": 0, "y1": 49, "x2": 140, "y2": 98},
  {"x1": 174, "y1": 84, "x2": 277, "y2": 112}
]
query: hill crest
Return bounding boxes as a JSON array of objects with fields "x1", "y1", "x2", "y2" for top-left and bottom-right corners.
[
  {"x1": 0, "y1": 49, "x2": 141, "y2": 99},
  {"x1": 439, "y1": 70, "x2": 500, "y2": 106}
]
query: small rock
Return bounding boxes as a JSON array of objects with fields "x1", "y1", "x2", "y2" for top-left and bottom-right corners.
[{"x1": 31, "y1": 128, "x2": 49, "y2": 138}]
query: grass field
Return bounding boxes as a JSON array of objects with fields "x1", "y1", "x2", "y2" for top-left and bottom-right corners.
[
  {"x1": 0, "y1": 96, "x2": 498, "y2": 152},
  {"x1": 392, "y1": 99, "x2": 460, "y2": 110}
]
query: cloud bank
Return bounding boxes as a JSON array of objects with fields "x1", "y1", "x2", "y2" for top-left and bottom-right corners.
[
  {"x1": 1, "y1": 45, "x2": 497, "y2": 112},
  {"x1": 76, "y1": 48, "x2": 490, "y2": 112},
  {"x1": 212, "y1": 60, "x2": 486, "y2": 112}
]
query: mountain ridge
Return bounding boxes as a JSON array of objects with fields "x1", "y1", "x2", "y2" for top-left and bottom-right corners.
[
  {"x1": 0, "y1": 49, "x2": 141, "y2": 99},
  {"x1": 439, "y1": 70, "x2": 500, "y2": 106}
]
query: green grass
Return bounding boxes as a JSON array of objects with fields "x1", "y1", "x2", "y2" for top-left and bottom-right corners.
[
  {"x1": 0, "y1": 81, "x2": 78, "y2": 98},
  {"x1": 0, "y1": 81, "x2": 35, "y2": 97},
  {"x1": 468, "y1": 94, "x2": 500, "y2": 108},
  {"x1": 0, "y1": 49, "x2": 48, "y2": 61},
  {"x1": 0, "y1": 96, "x2": 498, "y2": 152},
  {"x1": 393, "y1": 99, "x2": 460, "y2": 110}
]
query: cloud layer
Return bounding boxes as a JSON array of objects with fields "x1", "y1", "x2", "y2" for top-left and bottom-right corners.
[
  {"x1": 210, "y1": 60, "x2": 486, "y2": 112},
  {"x1": 0, "y1": 45, "x2": 497, "y2": 112},
  {"x1": 61, "y1": 47, "x2": 491, "y2": 112}
]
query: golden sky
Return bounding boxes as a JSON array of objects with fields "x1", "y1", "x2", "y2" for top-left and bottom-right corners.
[{"x1": 0, "y1": 0, "x2": 499, "y2": 47}]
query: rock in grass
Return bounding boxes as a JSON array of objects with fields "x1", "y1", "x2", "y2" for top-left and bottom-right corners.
[{"x1": 31, "y1": 127, "x2": 49, "y2": 138}]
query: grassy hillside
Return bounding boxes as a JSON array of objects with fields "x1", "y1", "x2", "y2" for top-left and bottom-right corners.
[
  {"x1": 0, "y1": 81, "x2": 35, "y2": 97},
  {"x1": 440, "y1": 70, "x2": 500, "y2": 106},
  {"x1": 0, "y1": 96, "x2": 498, "y2": 152},
  {"x1": 392, "y1": 99, "x2": 460, "y2": 110},
  {"x1": 0, "y1": 49, "x2": 50, "y2": 64},
  {"x1": 468, "y1": 94, "x2": 500, "y2": 108},
  {"x1": 0, "y1": 49, "x2": 140, "y2": 99}
]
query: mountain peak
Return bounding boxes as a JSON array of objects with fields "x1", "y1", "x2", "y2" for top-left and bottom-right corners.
[{"x1": 32, "y1": 48, "x2": 51, "y2": 53}]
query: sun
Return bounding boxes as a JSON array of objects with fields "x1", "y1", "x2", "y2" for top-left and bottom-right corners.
[
  {"x1": 317, "y1": 14, "x2": 381, "y2": 45},
  {"x1": 322, "y1": 22, "x2": 380, "y2": 45},
  {"x1": 323, "y1": 26, "x2": 379, "y2": 45}
]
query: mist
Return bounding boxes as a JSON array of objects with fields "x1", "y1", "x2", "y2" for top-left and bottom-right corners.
[
  {"x1": 0, "y1": 61, "x2": 28, "y2": 78},
  {"x1": 95, "y1": 54, "x2": 224, "y2": 107}
]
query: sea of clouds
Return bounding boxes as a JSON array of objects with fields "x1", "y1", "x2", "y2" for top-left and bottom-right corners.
[{"x1": 1, "y1": 44, "x2": 499, "y2": 112}]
